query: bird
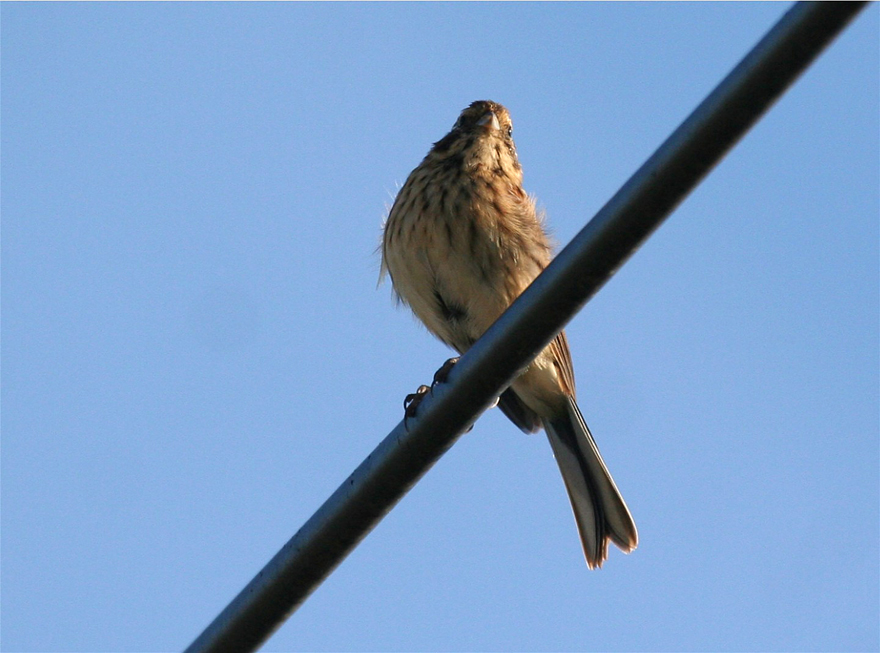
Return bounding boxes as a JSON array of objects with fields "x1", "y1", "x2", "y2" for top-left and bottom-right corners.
[{"x1": 380, "y1": 100, "x2": 637, "y2": 568}]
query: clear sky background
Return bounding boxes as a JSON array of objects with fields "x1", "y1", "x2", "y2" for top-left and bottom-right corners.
[{"x1": 2, "y1": 3, "x2": 878, "y2": 652}]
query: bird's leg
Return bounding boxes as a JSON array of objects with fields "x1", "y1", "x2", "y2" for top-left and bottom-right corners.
[
  {"x1": 432, "y1": 357, "x2": 460, "y2": 387},
  {"x1": 402, "y1": 355, "x2": 458, "y2": 430},
  {"x1": 431, "y1": 357, "x2": 482, "y2": 433},
  {"x1": 432, "y1": 356, "x2": 499, "y2": 409},
  {"x1": 403, "y1": 384, "x2": 431, "y2": 430}
]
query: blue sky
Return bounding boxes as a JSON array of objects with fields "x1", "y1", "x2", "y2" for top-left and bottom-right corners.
[{"x1": 2, "y1": 3, "x2": 877, "y2": 651}]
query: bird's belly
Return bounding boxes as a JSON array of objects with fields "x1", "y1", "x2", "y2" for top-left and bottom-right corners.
[{"x1": 386, "y1": 226, "x2": 516, "y2": 351}]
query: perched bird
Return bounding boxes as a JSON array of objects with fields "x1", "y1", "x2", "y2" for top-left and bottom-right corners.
[{"x1": 381, "y1": 100, "x2": 637, "y2": 568}]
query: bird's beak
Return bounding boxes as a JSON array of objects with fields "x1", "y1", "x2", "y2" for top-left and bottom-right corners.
[{"x1": 477, "y1": 111, "x2": 501, "y2": 132}]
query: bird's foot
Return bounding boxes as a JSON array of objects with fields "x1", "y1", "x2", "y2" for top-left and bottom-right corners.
[
  {"x1": 403, "y1": 385, "x2": 431, "y2": 430},
  {"x1": 432, "y1": 357, "x2": 460, "y2": 387},
  {"x1": 432, "y1": 357, "x2": 477, "y2": 433},
  {"x1": 431, "y1": 356, "x2": 497, "y2": 409},
  {"x1": 403, "y1": 357, "x2": 477, "y2": 433}
]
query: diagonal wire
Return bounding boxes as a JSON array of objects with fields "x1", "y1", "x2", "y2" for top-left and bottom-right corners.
[{"x1": 184, "y1": 3, "x2": 868, "y2": 651}]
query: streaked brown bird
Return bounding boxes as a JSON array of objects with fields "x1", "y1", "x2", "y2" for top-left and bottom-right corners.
[{"x1": 381, "y1": 100, "x2": 637, "y2": 568}]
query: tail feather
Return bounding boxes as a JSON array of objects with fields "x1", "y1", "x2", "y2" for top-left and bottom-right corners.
[{"x1": 543, "y1": 396, "x2": 637, "y2": 568}]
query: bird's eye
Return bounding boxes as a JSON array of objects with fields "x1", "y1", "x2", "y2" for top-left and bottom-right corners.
[{"x1": 506, "y1": 125, "x2": 513, "y2": 138}]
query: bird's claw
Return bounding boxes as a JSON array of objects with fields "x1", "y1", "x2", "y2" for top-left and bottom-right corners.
[
  {"x1": 432, "y1": 357, "x2": 460, "y2": 387},
  {"x1": 433, "y1": 357, "x2": 477, "y2": 433},
  {"x1": 403, "y1": 357, "x2": 475, "y2": 433},
  {"x1": 403, "y1": 384, "x2": 431, "y2": 430}
]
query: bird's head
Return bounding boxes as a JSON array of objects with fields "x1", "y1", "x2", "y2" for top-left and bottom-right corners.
[{"x1": 430, "y1": 100, "x2": 522, "y2": 180}]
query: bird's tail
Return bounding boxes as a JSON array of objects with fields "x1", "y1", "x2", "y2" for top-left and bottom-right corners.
[{"x1": 543, "y1": 396, "x2": 638, "y2": 568}]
